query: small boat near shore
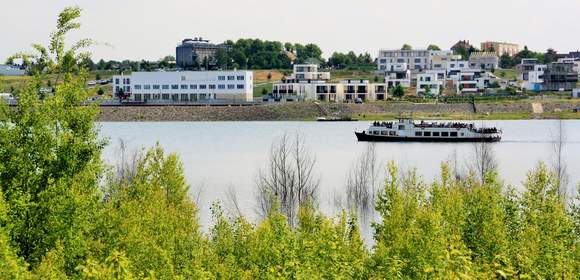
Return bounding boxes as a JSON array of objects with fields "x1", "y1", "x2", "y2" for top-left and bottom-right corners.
[
  {"x1": 355, "y1": 118, "x2": 501, "y2": 142},
  {"x1": 317, "y1": 116, "x2": 358, "y2": 122}
]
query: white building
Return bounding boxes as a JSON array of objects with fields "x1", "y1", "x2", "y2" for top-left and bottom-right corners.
[
  {"x1": 383, "y1": 63, "x2": 411, "y2": 88},
  {"x1": 377, "y1": 49, "x2": 455, "y2": 72},
  {"x1": 469, "y1": 52, "x2": 499, "y2": 70},
  {"x1": 112, "y1": 71, "x2": 253, "y2": 102},
  {"x1": 272, "y1": 65, "x2": 387, "y2": 102},
  {"x1": 416, "y1": 71, "x2": 444, "y2": 95},
  {"x1": 517, "y1": 59, "x2": 547, "y2": 92},
  {"x1": 290, "y1": 64, "x2": 330, "y2": 81}
]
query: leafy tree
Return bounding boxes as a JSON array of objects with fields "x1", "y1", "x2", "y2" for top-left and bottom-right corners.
[
  {"x1": 427, "y1": 44, "x2": 441, "y2": 51},
  {"x1": 392, "y1": 84, "x2": 406, "y2": 98},
  {"x1": 500, "y1": 53, "x2": 514, "y2": 69},
  {"x1": 401, "y1": 44, "x2": 413, "y2": 50},
  {"x1": 97, "y1": 88, "x2": 104, "y2": 95},
  {"x1": 0, "y1": 7, "x2": 105, "y2": 275}
]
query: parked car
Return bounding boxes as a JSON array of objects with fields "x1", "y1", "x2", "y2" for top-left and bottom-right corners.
[{"x1": 573, "y1": 107, "x2": 580, "y2": 113}]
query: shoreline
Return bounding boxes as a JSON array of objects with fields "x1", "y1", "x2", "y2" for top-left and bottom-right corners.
[{"x1": 97, "y1": 100, "x2": 580, "y2": 122}]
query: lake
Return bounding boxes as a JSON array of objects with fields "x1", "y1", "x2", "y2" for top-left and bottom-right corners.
[{"x1": 100, "y1": 120, "x2": 580, "y2": 241}]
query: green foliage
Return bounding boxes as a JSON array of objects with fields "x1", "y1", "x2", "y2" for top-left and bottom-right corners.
[
  {"x1": 327, "y1": 51, "x2": 374, "y2": 70},
  {"x1": 392, "y1": 84, "x2": 406, "y2": 98},
  {"x1": 369, "y1": 162, "x2": 580, "y2": 279},
  {"x1": 427, "y1": 44, "x2": 441, "y2": 51},
  {"x1": 401, "y1": 44, "x2": 413, "y2": 50}
]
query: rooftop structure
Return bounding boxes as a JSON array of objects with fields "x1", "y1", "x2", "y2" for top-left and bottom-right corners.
[
  {"x1": 0, "y1": 65, "x2": 26, "y2": 76},
  {"x1": 176, "y1": 37, "x2": 225, "y2": 70}
]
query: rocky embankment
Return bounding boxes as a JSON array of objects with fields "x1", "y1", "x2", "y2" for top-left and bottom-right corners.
[{"x1": 98, "y1": 101, "x2": 580, "y2": 121}]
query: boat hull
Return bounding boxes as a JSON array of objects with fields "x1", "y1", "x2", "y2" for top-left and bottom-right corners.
[{"x1": 355, "y1": 132, "x2": 501, "y2": 142}]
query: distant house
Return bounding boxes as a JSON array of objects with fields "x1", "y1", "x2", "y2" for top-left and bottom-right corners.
[
  {"x1": 416, "y1": 71, "x2": 444, "y2": 95},
  {"x1": 516, "y1": 58, "x2": 546, "y2": 92},
  {"x1": 572, "y1": 88, "x2": 580, "y2": 98},
  {"x1": 176, "y1": 37, "x2": 227, "y2": 70},
  {"x1": 480, "y1": 41, "x2": 520, "y2": 57},
  {"x1": 272, "y1": 64, "x2": 387, "y2": 102},
  {"x1": 542, "y1": 62, "x2": 579, "y2": 91},
  {"x1": 383, "y1": 63, "x2": 411, "y2": 88},
  {"x1": 0, "y1": 65, "x2": 25, "y2": 76},
  {"x1": 469, "y1": 52, "x2": 499, "y2": 70}
]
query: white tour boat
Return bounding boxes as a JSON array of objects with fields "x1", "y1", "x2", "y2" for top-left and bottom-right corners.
[{"x1": 355, "y1": 118, "x2": 501, "y2": 142}]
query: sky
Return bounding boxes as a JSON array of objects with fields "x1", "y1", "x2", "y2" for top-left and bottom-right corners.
[{"x1": 2, "y1": 0, "x2": 580, "y2": 62}]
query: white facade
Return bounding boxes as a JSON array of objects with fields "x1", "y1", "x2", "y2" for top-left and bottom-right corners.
[
  {"x1": 290, "y1": 64, "x2": 330, "y2": 81},
  {"x1": 377, "y1": 49, "x2": 455, "y2": 72},
  {"x1": 416, "y1": 71, "x2": 443, "y2": 95},
  {"x1": 384, "y1": 63, "x2": 411, "y2": 88},
  {"x1": 112, "y1": 71, "x2": 253, "y2": 102}
]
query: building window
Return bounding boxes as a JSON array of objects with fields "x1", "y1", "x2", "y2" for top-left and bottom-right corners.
[
  {"x1": 144, "y1": 85, "x2": 151, "y2": 90},
  {"x1": 134, "y1": 94, "x2": 142, "y2": 101},
  {"x1": 162, "y1": 94, "x2": 170, "y2": 100},
  {"x1": 190, "y1": 84, "x2": 197, "y2": 89},
  {"x1": 180, "y1": 94, "x2": 188, "y2": 101},
  {"x1": 153, "y1": 94, "x2": 160, "y2": 100},
  {"x1": 415, "y1": 131, "x2": 422, "y2": 136},
  {"x1": 209, "y1": 84, "x2": 216, "y2": 89},
  {"x1": 171, "y1": 84, "x2": 178, "y2": 90},
  {"x1": 181, "y1": 76, "x2": 186, "y2": 81},
  {"x1": 144, "y1": 94, "x2": 151, "y2": 100},
  {"x1": 227, "y1": 84, "x2": 235, "y2": 89},
  {"x1": 237, "y1": 75, "x2": 244, "y2": 80},
  {"x1": 237, "y1": 84, "x2": 245, "y2": 89},
  {"x1": 134, "y1": 85, "x2": 142, "y2": 90},
  {"x1": 218, "y1": 76, "x2": 225, "y2": 81},
  {"x1": 218, "y1": 84, "x2": 226, "y2": 89},
  {"x1": 199, "y1": 85, "x2": 207, "y2": 89},
  {"x1": 180, "y1": 84, "x2": 188, "y2": 89},
  {"x1": 162, "y1": 85, "x2": 169, "y2": 90},
  {"x1": 115, "y1": 78, "x2": 119, "y2": 84},
  {"x1": 227, "y1": 76, "x2": 235, "y2": 80},
  {"x1": 153, "y1": 85, "x2": 160, "y2": 89}
]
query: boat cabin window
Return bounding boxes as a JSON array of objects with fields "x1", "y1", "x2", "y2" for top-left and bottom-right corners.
[
  {"x1": 433, "y1": 132, "x2": 440, "y2": 136},
  {"x1": 381, "y1": 131, "x2": 388, "y2": 135},
  {"x1": 398, "y1": 125, "x2": 405, "y2": 130},
  {"x1": 389, "y1": 131, "x2": 396, "y2": 136},
  {"x1": 461, "y1": 133, "x2": 464, "y2": 136},
  {"x1": 424, "y1": 131, "x2": 431, "y2": 137},
  {"x1": 415, "y1": 131, "x2": 422, "y2": 136},
  {"x1": 441, "y1": 132, "x2": 449, "y2": 137},
  {"x1": 373, "y1": 130, "x2": 379, "y2": 135},
  {"x1": 450, "y1": 132, "x2": 458, "y2": 137}
]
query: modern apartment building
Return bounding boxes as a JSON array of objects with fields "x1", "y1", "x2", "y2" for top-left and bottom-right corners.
[
  {"x1": 469, "y1": 52, "x2": 499, "y2": 70},
  {"x1": 542, "y1": 62, "x2": 579, "y2": 91},
  {"x1": 480, "y1": 41, "x2": 520, "y2": 57},
  {"x1": 377, "y1": 49, "x2": 454, "y2": 73},
  {"x1": 383, "y1": 63, "x2": 411, "y2": 88},
  {"x1": 516, "y1": 59, "x2": 547, "y2": 91},
  {"x1": 112, "y1": 71, "x2": 253, "y2": 102},
  {"x1": 272, "y1": 65, "x2": 387, "y2": 102},
  {"x1": 416, "y1": 71, "x2": 444, "y2": 95}
]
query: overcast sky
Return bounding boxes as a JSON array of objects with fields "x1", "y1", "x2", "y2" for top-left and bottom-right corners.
[{"x1": 3, "y1": 0, "x2": 580, "y2": 62}]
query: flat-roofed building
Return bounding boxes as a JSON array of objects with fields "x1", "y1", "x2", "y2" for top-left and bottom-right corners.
[
  {"x1": 543, "y1": 62, "x2": 579, "y2": 91},
  {"x1": 469, "y1": 52, "x2": 499, "y2": 70},
  {"x1": 377, "y1": 49, "x2": 454, "y2": 73},
  {"x1": 112, "y1": 71, "x2": 253, "y2": 102},
  {"x1": 480, "y1": 41, "x2": 520, "y2": 57},
  {"x1": 272, "y1": 66, "x2": 387, "y2": 102},
  {"x1": 417, "y1": 71, "x2": 444, "y2": 95}
]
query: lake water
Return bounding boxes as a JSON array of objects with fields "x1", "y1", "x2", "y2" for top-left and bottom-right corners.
[{"x1": 100, "y1": 120, "x2": 580, "y2": 241}]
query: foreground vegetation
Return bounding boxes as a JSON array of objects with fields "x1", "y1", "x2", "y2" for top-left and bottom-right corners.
[{"x1": 1, "y1": 7, "x2": 580, "y2": 278}]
